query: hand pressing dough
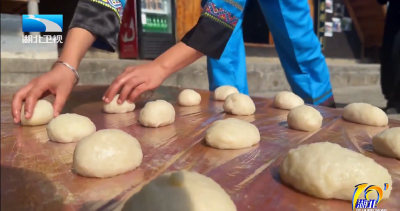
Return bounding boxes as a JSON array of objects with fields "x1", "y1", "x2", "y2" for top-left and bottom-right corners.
[
  {"x1": 372, "y1": 127, "x2": 400, "y2": 159},
  {"x1": 273, "y1": 91, "x2": 304, "y2": 110},
  {"x1": 214, "y1": 85, "x2": 239, "y2": 101},
  {"x1": 73, "y1": 129, "x2": 143, "y2": 178},
  {"x1": 139, "y1": 100, "x2": 175, "y2": 127},
  {"x1": 20, "y1": 100, "x2": 54, "y2": 126},
  {"x1": 223, "y1": 93, "x2": 256, "y2": 116},
  {"x1": 205, "y1": 118, "x2": 260, "y2": 149},
  {"x1": 342, "y1": 103, "x2": 388, "y2": 127},
  {"x1": 47, "y1": 113, "x2": 96, "y2": 143},
  {"x1": 122, "y1": 170, "x2": 237, "y2": 211},
  {"x1": 287, "y1": 105, "x2": 322, "y2": 132},
  {"x1": 280, "y1": 142, "x2": 392, "y2": 201},
  {"x1": 178, "y1": 89, "x2": 201, "y2": 106},
  {"x1": 103, "y1": 94, "x2": 136, "y2": 114}
]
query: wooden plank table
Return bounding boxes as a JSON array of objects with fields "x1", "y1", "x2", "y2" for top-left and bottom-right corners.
[{"x1": 1, "y1": 85, "x2": 399, "y2": 211}]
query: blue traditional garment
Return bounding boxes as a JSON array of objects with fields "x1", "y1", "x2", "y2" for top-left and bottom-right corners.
[{"x1": 187, "y1": 0, "x2": 336, "y2": 107}]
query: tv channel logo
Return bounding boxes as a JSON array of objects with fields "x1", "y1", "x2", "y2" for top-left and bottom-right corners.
[
  {"x1": 22, "y1": 15, "x2": 63, "y2": 32},
  {"x1": 352, "y1": 183, "x2": 390, "y2": 211}
]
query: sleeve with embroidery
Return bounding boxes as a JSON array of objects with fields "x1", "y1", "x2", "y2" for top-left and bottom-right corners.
[
  {"x1": 181, "y1": 0, "x2": 245, "y2": 59},
  {"x1": 69, "y1": 0, "x2": 125, "y2": 52}
]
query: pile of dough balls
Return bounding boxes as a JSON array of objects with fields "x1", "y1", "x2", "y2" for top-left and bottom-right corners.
[
  {"x1": 280, "y1": 142, "x2": 392, "y2": 201},
  {"x1": 47, "y1": 113, "x2": 96, "y2": 143},
  {"x1": 372, "y1": 127, "x2": 400, "y2": 159},
  {"x1": 122, "y1": 170, "x2": 237, "y2": 211},
  {"x1": 342, "y1": 103, "x2": 388, "y2": 127},
  {"x1": 223, "y1": 93, "x2": 256, "y2": 116},
  {"x1": 20, "y1": 100, "x2": 54, "y2": 126},
  {"x1": 139, "y1": 100, "x2": 175, "y2": 128},
  {"x1": 103, "y1": 94, "x2": 136, "y2": 114},
  {"x1": 214, "y1": 85, "x2": 239, "y2": 101},
  {"x1": 273, "y1": 91, "x2": 304, "y2": 110},
  {"x1": 178, "y1": 89, "x2": 201, "y2": 106},
  {"x1": 73, "y1": 129, "x2": 143, "y2": 178},
  {"x1": 205, "y1": 118, "x2": 260, "y2": 149},
  {"x1": 287, "y1": 105, "x2": 323, "y2": 132}
]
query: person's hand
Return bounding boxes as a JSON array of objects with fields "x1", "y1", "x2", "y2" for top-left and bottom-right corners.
[
  {"x1": 103, "y1": 61, "x2": 169, "y2": 104},
  {"x1": 11, "y1": 65, "x2": 76, "y2": 124}
]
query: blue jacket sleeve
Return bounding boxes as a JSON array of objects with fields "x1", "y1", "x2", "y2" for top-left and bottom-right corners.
[
  {"x1": 69, "y1": 0, "x2": 126, "y2": 52},
  {"x1": 181, "y1": 0, "x2": 246, "y2": 59}
]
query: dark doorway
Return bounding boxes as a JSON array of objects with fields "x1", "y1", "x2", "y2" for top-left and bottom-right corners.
[{"x1": 242, "y1": 0, "x2": 270, "y2": 44}]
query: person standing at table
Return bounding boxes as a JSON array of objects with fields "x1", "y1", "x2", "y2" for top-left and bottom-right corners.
[
  {"x1": 11, "y1": 0, "x2": 335, "y2": 124},
  {"x1": 204, "y1": 0, "x2": 336, "y2": 107},
  {"x1": 377, "y1": 0, "x2": 400, "y2": 114}
]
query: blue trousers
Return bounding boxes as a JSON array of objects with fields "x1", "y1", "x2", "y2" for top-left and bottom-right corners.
[{"x1": 206, "y1": 0, "x2": 334, "y2": 105}]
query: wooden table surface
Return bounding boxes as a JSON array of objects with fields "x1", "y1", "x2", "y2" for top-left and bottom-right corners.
[{"x1": 1, "y1": 86, "x2": 400, "y2": 211}]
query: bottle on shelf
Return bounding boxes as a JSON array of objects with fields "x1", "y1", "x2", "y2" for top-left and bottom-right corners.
[{"x1": 163, "y1": 0, "x2": 168, "y2": 13}]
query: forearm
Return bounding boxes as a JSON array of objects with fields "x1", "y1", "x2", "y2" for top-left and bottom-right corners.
[
  {"x1": 58, "y1": 28, "x2": 96, "y2": 69},
  {"x1": 154, "y1": 42, "x2": 204, "y2": 76}
]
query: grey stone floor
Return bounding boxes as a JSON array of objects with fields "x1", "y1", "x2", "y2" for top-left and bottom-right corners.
[{"x1": 251, "y1": 85, "x2": 400, "y2": 120}]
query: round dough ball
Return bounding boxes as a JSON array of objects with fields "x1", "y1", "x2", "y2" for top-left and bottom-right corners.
[
  {"x1": 372, "y1": 127, "x2": 400, "y2": 159},
  {"x1": 178, "y1": 89, "x2": 201, "y2": 106},
  {"x1": 103, "y1": 94, "x2": 136, "y2": 114},
  {"x1": 20, "y1": 100, "x2": 54, "y2": 126},
  {"x1": 342, "y1": 103, "x2": 388, "y2": 127},
  {"x1": 47, "y1": 113, "x2": 96, "y2": 143},
  {"x1": 122, "y1": 170, "x2": 237, "y2": 211},
  {"x1": 287, "y1": 105, "x2": 322, "y2": 132},
  {"x1": 223, "y1": 93, "x2": 256, "y2": 116},
  {"x1": 205, "y1": 118, "x2": 260, "y2": 149},
  {"x1": 139, "y1": 100, "x2": 175, "y2": 128},
  {"x1": 73, "y1": 129, "x2": 143, "y2": 178},
  {"x1": 280, "y1": 142, "x2": 392, "y2": 201},
  {"x1": 213, "y1": 85, "x2": 239, "y2": 101},
  {"x1": 273, "y1": 91, "x2": 304, "y2": 110}
]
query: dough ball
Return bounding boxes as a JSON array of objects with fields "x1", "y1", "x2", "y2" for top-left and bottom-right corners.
[
  {"x1": 73, "y1": 129, "x2": 143, "y2": 178},
  {"x1": 103, "y1": 94, "x2": 136, "y2": 114},
  {"x1": 205, "y1": 118, "x2": 260, "y2": 149},
  {"x1": 122, "y1": 170, "x2": 237, "y2": 211},
  {"x1": 280, "y1": 142, "x2": 392, "y2": 201},
  {"x1": 213, "y1": 85, "x2": 239, "y2": 101},
  {"x1": 273, "y1": 91, "x2": 304, "y2": 110},
  {"x1": 223, "y1": 93, "x2": 256, "y2": 116},
  {"x1": 20, "y1": 100, "x2": 54, "y2": 126},
  {"x1": 178, "y1": 89, "x2": 201, "y2": 106},
  {"x1": 139, "y1": 100, "x2": 175, "y2": 128},
  {"x1": 287, "y1": 105, "x2": 322, "y2": 132},
  {"x1": 372, "y1": 127, "x2": 400, "y2": 159},
  {"x1": 47, "y1": 113, "x2": 96, "y2": 143},
  {"x1": 342, "y1": 103, "x2": 388, "y2": 127}
]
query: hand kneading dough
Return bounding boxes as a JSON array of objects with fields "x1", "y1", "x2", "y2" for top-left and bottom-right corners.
[
  {"x1": 205, "y1": 118, "x2": 260, "y2": 149},
  {"x1": 280, "y1": 142, "x2": 392, "y2": 201},
  {"x1": 122, "y1": 170, "x2": 237, "y2": 211},
  {"x1": 372, "y1": 127, "x2": 400, "y2": 159},
  {"x1": 73, "y1": 129, "x2": 143, "y2": 178},
  {"x1": 103, "y1": 94, "x2": 136, "y2": 114},
  {"x1": 273, "y1": 91, "x2": 304, "y2": 110},
  {"x1": 223, "y1": 93, "x2": 256, "y2": 116},
  {"x1": 178, "y1": 89, "x2": 201, "y2": 106},
  {"x1": 342, "y1": 103, "x2": 388, "y2": 126},
  {"x1": 287, "y1": 105, "x2": 322, "y2": 132},
  {"x1": 214, "y1": 85, "x2": 239, "y2": 101},
  {"x1": 139, "y1": 100, "x2": 175, "y2": 127},
  {"x1": 47, "y1": 113, "x2": 96, "y2": 143},
  {"x1": 20, "y1": 100, "x2": 54, "y2": 126}
]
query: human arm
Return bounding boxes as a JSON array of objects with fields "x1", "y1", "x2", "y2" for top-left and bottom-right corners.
[
  {"x1": 103, "y1": 0, "x2": 246, "y2": 103},
  {"x1": 11, "y1": 0, "x2": 125, "y2": 123}
]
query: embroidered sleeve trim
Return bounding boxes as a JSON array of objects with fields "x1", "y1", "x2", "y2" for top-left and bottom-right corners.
[
  {"x1": 88, "y1": 0, "x2": 124, "y2": 22},
  {"x1": 201, "y1": 1, "x2": 239, "y2": 30}
]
